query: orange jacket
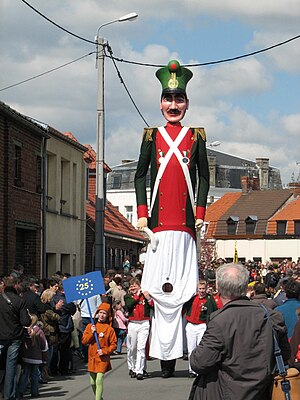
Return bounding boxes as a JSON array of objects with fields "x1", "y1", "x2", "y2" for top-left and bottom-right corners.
[{"x1": 82, "y1": 322, "x2": 117, "y2": 373}]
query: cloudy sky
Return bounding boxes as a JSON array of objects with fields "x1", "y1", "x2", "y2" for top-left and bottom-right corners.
[{"x1": 1, "y1": 0, "x2": 300, "y2": 185}]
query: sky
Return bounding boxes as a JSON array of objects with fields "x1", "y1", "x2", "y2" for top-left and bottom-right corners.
[{"x1": 1, "y1": 0, "x2": 300, "y2": 186}]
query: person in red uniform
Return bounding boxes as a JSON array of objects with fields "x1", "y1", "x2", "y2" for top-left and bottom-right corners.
[
  {"x1": 184, "y1": 280, "x2": 221, "y2": 378},
  {"x1": 135, "y1": 60, "x2": 210, "y2": 377},
  {"x1": 124, "y1": 277, "x2": 154, "y2": 380}
]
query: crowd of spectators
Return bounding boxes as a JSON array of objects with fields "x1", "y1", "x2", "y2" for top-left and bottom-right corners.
[{"x1": 1, "y1": 256, "x2": 300, "y2": 399}]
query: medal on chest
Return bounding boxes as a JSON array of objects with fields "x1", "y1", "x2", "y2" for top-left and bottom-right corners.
[
  {"x1": 158, "y1": 150, "x2": 165, "y2": 164},
  {"x1": 182, "y1": 150, "x2": 190, "y2": 165}
]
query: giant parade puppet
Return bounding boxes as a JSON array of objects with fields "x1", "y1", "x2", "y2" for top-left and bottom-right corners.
[{"x1": 134, "y1": 60, "x2": 210, "y2": 376}]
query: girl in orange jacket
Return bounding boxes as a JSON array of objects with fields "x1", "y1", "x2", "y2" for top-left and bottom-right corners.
[{"x1": 82, "y1": 302, "x2": 117, "y2": 400}]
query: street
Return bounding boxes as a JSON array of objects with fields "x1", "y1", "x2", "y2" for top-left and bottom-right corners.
[{"x1": 33, "y1": 353, "x2": 193, "y2": 400}]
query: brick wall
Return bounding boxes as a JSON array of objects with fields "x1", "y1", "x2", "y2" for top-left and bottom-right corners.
[{"x1": 0, "y1": 107, "x2": 45, "y2": 276}]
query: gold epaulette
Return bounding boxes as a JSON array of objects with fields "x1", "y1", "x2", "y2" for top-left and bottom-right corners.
[
  {"x1": 191, "y1": 127, "x2": 206, "y2": 142},
  {"x1": 143, "y1": 127, "x2": 155, "y2": 141}
]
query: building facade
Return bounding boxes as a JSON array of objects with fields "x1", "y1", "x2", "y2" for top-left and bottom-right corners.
[
  {"x1": 84, "y1": 146, "x2": 145, "y2": 272},
  {"x1": 45, "y1": 130, "x2": 88, "y2": 277},
  {"x1": 204, "y1": 181, "x2": 300, "y2": 263},
  {"x1": 0, "y1": 101, "x2": 48, "y2": 276}
]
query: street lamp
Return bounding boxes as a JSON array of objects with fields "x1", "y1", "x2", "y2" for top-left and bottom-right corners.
[
  {"x1": 94, "y1": 13, "x2": 138, "y2": 275},
  {"x1": 207, "y1": 141, "x2": 221, "y2": 148}
]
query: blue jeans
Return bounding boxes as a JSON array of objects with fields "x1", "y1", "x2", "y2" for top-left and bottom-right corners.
[
  {"x1": 0, "y1": 339, "x2": 22, "y2": 400},
  {"x1": 114, "y1": 328, "x2": 127, "y2": 353},
  {"x1": 18, "y1": 363, "x2": 39, "y2": 397},
  {"x1": 80, "y1": 317, "x2": 91, "y2": 362}
]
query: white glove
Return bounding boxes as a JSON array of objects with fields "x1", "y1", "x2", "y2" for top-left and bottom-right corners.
[
  {"x1": 144, "y1": 227, "x2": 159, "y2": 252},
  {"x1": 195, "y1": 219, "x2": 203, "y2": 231},
  {"x1": 136, "y1": 217, "x2": 148, "y2": 231}
]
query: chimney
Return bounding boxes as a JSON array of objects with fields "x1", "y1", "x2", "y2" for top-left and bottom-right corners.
[
  {"x1": 241, "y1": 176, "x2": 248, "y2": 193},
  {"x1": 256, "y1": 158, "x2": 269, "y2": 190},
  {"x1": 208, "y1": 154, "x2": 217, "y2": 187},
  {"x1": 288, "y1": 182, "x2": 300, "y2": 197},
  {"x1": 241, "y1": 176, "x2": 260, "y2": 194}
]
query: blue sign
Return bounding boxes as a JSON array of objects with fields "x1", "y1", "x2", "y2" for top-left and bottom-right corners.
[{"x1": 62, "y1": 271, "x2": 105, "y2": 303}]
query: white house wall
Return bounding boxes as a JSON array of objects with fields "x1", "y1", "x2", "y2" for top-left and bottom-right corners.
[
  {"x1": 216, "y1": 239, "x2": 300, "y2": 263},
  {"x1": 46, "y1": 136, "x2": 86, "y2": 276}
]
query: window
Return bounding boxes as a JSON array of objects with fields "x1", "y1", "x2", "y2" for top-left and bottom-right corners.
[
  {"x1": 36, "y1": 155, "x2": 42, "y2": 193},
  {"x1": 14, "y1": 144, "x2": 22, "y2": 186},
  {"x1": 112, "y1": 175, "x2": 121, "y2": 189},
  {"x1": 294, "y1": 220, "x2": 300, "y2": 235},
  {"x1": 277, "y1": 221, "x2": 287, "y2": 235},
  {"x1": 125, "y1": 205, "x2": 133, "y2": 224},
  {"x1": 60, "y1": 159, "x2": 70, "y2": 214},
  {"x1": 245, "y1": 215, "x2": 257, "y2": 234},
  {"x1": 72, "y1": 163, "x2": 77, "y2": 216},
  {"x1": 47, "y1": 153, "x2": 57, "y2": 210},
  {"x1": 227, "y1": 216, "x2": 239, "y2": 235}
]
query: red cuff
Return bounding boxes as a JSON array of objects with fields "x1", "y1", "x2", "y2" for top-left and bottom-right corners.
[
  {"x1": 137, "y1": 205, "x2": 148, "y2": 219},
  {"x1": 196, "y1": 206, "x2": 206, "y2": 221}
]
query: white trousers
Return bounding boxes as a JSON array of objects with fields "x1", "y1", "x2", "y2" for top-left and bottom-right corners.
[
  {"x1": 185, "y1": 322, "x2": 207, "y2": 373},
  {"x1": 142, "y1": 231, "x2": 198, "y2": 360},
  {"x1": 127, "y1": 320, "x2": 149, "y2": 374}
]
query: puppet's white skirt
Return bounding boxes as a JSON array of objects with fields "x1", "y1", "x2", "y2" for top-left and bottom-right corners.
[{"x1": 141, "y1": 230, "x2": 198, "y2": 360}]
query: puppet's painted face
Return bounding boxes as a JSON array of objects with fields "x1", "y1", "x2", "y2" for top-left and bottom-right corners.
[{"x1": 160, "y1": 93, "x2": 189, "y2": 124}]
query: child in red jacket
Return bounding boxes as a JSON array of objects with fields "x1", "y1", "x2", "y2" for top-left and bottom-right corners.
[{"x1": 82, "y1": 302, "x2": 117, "y2": 400}]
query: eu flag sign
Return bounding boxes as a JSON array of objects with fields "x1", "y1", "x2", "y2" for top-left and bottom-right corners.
[{"x1": 62, "y1": 271, "x2": 105, "y2": 303}]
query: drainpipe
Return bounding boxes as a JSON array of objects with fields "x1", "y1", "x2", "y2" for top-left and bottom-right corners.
[{"x1": 41, "y1": 136, "x2": 48, "y2": 278}]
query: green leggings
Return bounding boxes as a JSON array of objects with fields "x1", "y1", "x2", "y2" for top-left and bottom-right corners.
[{"x1": 90, "y1": 372, "x2": 104, "y2": 400}]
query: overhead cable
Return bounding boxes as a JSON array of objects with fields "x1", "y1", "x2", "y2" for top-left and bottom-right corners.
[
  {"x1": 109, "y1": 33, "x2": 300, "y2": 68},
  {"x1": 0, "y1": 52, "x2": 95, "y2": 92},
  {"x1": 20, "y1": 0, "x2": 300, "y2": 68},
  {"x1": 21, "y1": 0, "x2": 95, "y2": 45},
  {"x1": 106, "y1": 43, "x2": 149, "y2": 127}
]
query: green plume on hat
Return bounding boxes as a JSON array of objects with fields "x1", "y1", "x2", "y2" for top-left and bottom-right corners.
[{"x1": 156, "y1": 60, "x2": 193, "y2": 95}]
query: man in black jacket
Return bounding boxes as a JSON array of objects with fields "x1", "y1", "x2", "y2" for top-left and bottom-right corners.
[
  {"x1": 22, "y1": 278, "x2": 48, "y2": 317},
  {"x1": 0, "y1": 275, "x2": 31, "y2": 400}
]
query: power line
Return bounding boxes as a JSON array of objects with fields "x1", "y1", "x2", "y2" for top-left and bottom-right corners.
[
  {"x1": 20, "y1": 0, "x2": 300, "y2": 69},
  {"x1": 21, "y1": 0, "x2": 95, "y2": 45},
  {"x1": 106, "y1": 43, "x2": 149, "y2": 127},
  {"x1": 0, "y1": 52, "x2": 95, "y2": 92},
  {"x1": 109, "y1": 33, "x2": 300, "y2": 68}
]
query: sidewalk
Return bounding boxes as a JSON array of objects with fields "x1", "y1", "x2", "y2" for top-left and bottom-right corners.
[{"x1": 33, "y1": 352, "x2": 194, "y2": 400}]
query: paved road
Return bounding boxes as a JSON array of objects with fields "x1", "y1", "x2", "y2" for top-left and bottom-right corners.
[{"x1": 33, "y1": 352, "x2": 193, "y2": 400}]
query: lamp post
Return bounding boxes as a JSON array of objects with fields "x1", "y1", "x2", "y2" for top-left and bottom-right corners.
[
  {"x1": 94, "y1": 12, "x2": 138, "y2": 275},
  {"x1": 206, "y1": 141, "x2": 221, "y2": 148}
]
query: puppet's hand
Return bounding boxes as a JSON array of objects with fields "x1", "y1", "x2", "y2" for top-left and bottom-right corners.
[
  {"x1": 195, "y1": 219, "x2": 203, "y2": 231},
  {"x1": 136, "y1": 217, "x2": 148, "y2": 231}
]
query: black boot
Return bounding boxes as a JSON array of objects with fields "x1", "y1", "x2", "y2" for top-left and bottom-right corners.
[{"x1": 160, "y1": 359, "x2": 176, "y2": 378}]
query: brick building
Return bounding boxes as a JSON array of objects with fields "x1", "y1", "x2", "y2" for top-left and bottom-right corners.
[
  {"x1": 84, "y1": 145, "x2": 145, "y2": 272},
  {"x1": 0, "y1": 101, "x2": 48, "y2": 276}
]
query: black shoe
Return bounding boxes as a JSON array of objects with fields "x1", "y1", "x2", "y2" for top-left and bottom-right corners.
[
  {"x1": 189, "y1": 372, "x2": 197, "y2": 378},
  {"x1": 136, "y1": 374, "x2": 144, "y2": 380},
  {"x1": 129, "y1": 370, "x2": 136, "y2": 378},
  {"x1": 161, "y1": 370, "x2": 174, "y2": 378},
  {"x1": 143, "y1": 370, "x2": 151, "y2": 378}
]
